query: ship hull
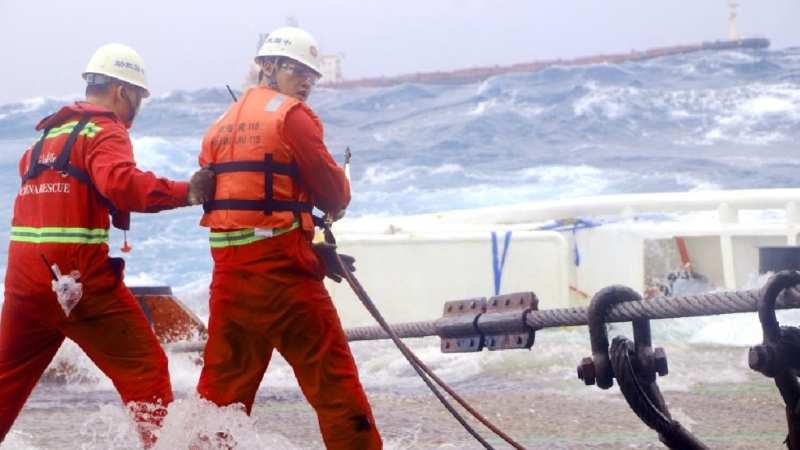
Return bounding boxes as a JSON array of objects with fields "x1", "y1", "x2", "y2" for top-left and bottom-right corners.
[{"x1": 319, "y1": 37, "x2": 771, "y2": 89}]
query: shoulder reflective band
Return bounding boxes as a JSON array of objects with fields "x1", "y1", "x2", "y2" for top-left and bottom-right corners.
[
  {"x1": 10, "y1": 226, "x2": 109, "y2": 244},
  {"x1": 264, "y1": 94, "x2": 287, "y2": 112},
  {"x1": 45, "y1": 120, "x2": 103, "y2": 140}
]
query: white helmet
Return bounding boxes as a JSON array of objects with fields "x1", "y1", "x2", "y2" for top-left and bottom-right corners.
[
  {"x1": 82, "y1": 43, "x2": 150, "y2": 98},
  {"x1": 255, "y1": 27, "x2": 322, "y2": 76}
]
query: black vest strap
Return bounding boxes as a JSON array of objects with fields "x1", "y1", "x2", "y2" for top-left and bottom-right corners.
[
  {"x1": 212, "y1": 159, "x2": 298, "y2": 177},
  {"x1": 19, "y1": 113, "x2": 128, "y2": 230},
  {"x1": 20, "y1": 132, "x2": 49, "y2": 185},
  {"x1": 22, "y1": 115, "x2": 92, "y2": 184},
  {"x1": 203, "y1": 154, "x2": 313, "y2": 217},
  {"x1": 52, "y1": 115, "x2": 91, "y2": 171}
]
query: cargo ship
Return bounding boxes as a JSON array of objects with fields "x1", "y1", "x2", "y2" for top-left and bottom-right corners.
[
  {"x1": 245, "y1": 3, "x2": 769, "y2": 90},
  {"x1": 316, "y1": 36, "x2": 770, "y2": 90}
]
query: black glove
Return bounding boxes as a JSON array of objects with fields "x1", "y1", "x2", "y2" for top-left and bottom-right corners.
[
  {"x1": 312, "y1": 241, "x2": 356, "y2": 283},
  {"x1": 187, "y1": 166, "x2": 216, "y2": 206}
]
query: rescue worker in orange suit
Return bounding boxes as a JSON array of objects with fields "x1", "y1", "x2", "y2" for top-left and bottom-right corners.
[
  {"x1": 195, "y1": 26, "x2": 382, "y2": 449},
  {"x1": 0, "y1": 43, "x2": 216, "y2": 448}
]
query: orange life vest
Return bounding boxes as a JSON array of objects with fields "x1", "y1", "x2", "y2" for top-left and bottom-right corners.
[{"x1": 199, "y1": 88, "x2": 321, "y2": 239}]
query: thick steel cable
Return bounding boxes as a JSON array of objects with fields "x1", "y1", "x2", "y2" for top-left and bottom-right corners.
[
  {"x1": 528, "y1": 289, "x2": 768, "y2": 328},
  {"x1": 610, "y1": 337, "x2": 672, "y2": 432},
  {"x1": 610, "y1": 336, "x2": 709, "y2": 449},
  {"x1": 346, "y1": 321, "x2": 438, "y2": 341},
  {"x1": 344, "y1": 287, "x2": 800, "y2": 342}
]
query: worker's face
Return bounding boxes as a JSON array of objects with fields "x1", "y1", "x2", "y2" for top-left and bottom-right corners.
[{"x1": 269, "y1": 58, "x2": 320, "y2": 101}]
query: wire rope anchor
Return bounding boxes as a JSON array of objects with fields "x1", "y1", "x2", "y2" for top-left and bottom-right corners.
[
  {"x1": 577, "y1": 285, "x2": 706, "y2": 449},
  {"x1": 748, "y1": 270, "x2": 800, "y2": 450},
  {"x1": 577, "y1": 285, "x2": 667, "y2": 389}
]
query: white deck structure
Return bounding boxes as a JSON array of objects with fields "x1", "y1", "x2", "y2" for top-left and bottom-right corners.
[{"x1": 325, "y1": 188, "x2": 800, "y2": 328}]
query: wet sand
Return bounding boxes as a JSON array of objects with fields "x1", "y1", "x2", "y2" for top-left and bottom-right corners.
[
  {"x1": 245, "y1": 331, "x2": 790, "y2": 449},
  {"x1": 8, "y1": 382, "x2": 787, "y2": 449},
  {"x1": 249, "y1": 382, "x2": 787, "y2": 449},
  {"x1": 5, "y1": 333, "x2": 792, "y2": 449}
]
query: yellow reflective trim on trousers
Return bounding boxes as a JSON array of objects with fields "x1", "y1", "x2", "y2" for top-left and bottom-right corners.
[
  {"x1": 44, "y1": 121, "x2": 103, "y2": 139},
  {"x1": 10, "y1": 226, "x2": 109, "y2": 244},
  {"x1": 209, "y1": 222, "x2": 299, "y2": 248}
]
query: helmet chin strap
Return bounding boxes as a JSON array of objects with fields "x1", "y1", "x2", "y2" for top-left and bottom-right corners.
[
  {"x1": 267, "y1": 57, "x2": 280, "y2": 91},
  {"x1": 260, "y1": 57, "x2": 311, "y2": 101},
  {"x1": 261, "y1": 57, "x2": 280, "y2": 90}
]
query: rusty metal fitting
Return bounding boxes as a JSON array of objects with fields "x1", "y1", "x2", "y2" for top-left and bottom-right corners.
[
  {"x1": 436, "y1": 297, "x2": 486, "y2": 353},
  {"x1": 477, "y1": 292, "x2": 538, "y2": 351}
]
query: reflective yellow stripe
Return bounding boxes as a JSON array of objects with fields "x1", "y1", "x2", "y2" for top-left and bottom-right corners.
[
  {"x1": 209, "y1": 221, "x2": 299, "y2": 248},
  {"x1": 264, "y1": 94, "x2": 287, "y2": 112},
  {"x1": 10, "y1": 226, "x2": 109, "y2": 244},
  {"x1": 44, "y1": 120, "x2": 103, "y2": 140}
]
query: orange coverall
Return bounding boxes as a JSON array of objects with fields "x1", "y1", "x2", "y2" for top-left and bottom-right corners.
[
  {"x1": 196, "y1": 87, "x2": 382, "y2": 449},
  {"x1": 0, "y1": 102, "x2": 189, "y2": 448}
]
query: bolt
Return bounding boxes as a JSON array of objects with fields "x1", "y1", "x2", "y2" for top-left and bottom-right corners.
[
  {"x1": 654, "y1": 347, "x2": 669, "y2": 376},
  {"x1": 577, "y1": 356, "x2": 596, "y2": 386},
  {"x1": 749, "y1": 345, "x2": 770, "y2": 372}
]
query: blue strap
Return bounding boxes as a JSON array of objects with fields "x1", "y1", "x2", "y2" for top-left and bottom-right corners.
[
  {"x1": 538, "y1": 218, "x2": 602, "y2": 267},
  {"x1": 538, "y1": 218, "x2": 601, "y2": 232},
  {"x1": 491, "y1": 231, "x2": 512, "y2": 295}
]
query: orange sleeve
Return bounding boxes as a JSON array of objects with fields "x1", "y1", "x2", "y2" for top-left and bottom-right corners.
[
  {"x1": 86, "y1": 124, "x2": 189, "y2": 212},
  {"x1": 283, "y1": 106, "x2": 351, "y2": 213}
]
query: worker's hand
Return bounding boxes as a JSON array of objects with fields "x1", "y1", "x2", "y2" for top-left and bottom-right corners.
[
  {"x1": 312, "y1": 241, "x2": 356, "y2": 283},
  {"x1": 187, "y1": 166, "x2": 216, "y2": 206},
  {"x1": 328, "y1": 209, "x2": 346, "y2": 222}
]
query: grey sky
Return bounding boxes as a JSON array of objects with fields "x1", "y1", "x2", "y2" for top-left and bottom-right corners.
[{"x1": 0, "y1": 0, "x2": 797, "y2": 104}]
